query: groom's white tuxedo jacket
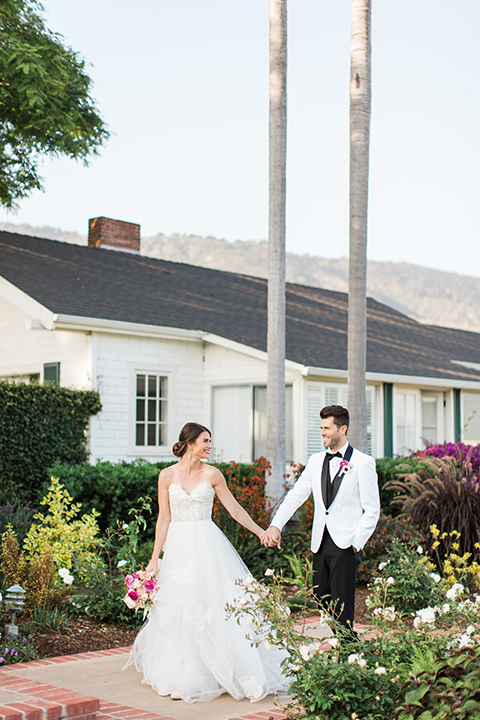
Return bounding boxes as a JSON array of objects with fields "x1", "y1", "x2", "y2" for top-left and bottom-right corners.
[{"x1": 271, "y1": 445, "x2": 380, "y2": 552}]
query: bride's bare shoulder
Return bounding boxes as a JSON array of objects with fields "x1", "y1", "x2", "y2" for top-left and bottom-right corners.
[
  {"x1": 203, "y1": 464, "x2": 225, "y2": 485},
  {"x1": 158, "y1": 464, "x2": 177, "y2": 485}
]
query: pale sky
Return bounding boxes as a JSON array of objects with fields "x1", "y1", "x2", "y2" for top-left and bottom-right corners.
[{"x1": 2, "y1": 1, "x2": 479, "y2": 277}]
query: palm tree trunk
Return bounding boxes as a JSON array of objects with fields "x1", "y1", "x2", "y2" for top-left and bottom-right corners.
[
  {"x1": 266, "y1": 0, "x2": 287, "y2": 501},
  {"x1": 348, "y1": 0, "x2": 371, "y2": 452}
]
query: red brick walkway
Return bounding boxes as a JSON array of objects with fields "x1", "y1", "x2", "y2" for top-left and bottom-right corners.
[{"x1": 0, "y1": 646, "x2": 289, "y2": 720}]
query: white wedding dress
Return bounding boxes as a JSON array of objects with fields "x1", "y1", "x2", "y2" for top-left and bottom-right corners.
[{"x1": 123, "y1": 480, "x2": 289, "y2": 703}]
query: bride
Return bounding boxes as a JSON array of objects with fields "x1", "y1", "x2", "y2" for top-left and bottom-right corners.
[{"x1": 123, "y1": 422, "x2": 289, "y2": 703}]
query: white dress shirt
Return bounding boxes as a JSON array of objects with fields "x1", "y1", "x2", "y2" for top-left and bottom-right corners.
[{"x1": 327, "y1": 441, "x2": 349, "y2": 479}]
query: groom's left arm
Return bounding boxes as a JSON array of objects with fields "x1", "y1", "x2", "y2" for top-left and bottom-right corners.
[{"x1": 352, "y1": 456, "x2": 380, "y2": 551}]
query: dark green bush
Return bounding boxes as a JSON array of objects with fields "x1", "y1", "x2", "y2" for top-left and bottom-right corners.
[
  {"x1": 0, "y1": 502, "x2": 34, "y2": 540},
  {"x1": 395, "y1": 643, "x2": 480, "y2": 720},
  {"x1": 46, "y1": 458, "x2": 278, "y2": 541},
  {"x1": 0, "y1": 381, "x2": 101, "y2": 505},
  {"x1": 46, "y1": 459, "x2": 172, "y2": 538},
  {"x1": 375, "y1": 456, "x2": 424, "y2": 516}
]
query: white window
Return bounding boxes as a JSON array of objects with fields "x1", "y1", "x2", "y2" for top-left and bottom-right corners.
[
  {"x1": 212, "y1": 385, "x2": 252, "y2": 462},
  {"x1": 135, "y1": 373, "x2": 168, "y2": 447},
  {"x1": 421, "y1": 392, "x2": 445, "y2": 445},
  {"x1": 395, "y1": 391, "x2": 417, "y2": 455},
  {"x1": 253, "y1": 386, "x2": 293, "y2": 462},
  {"x1": 462, "y1": 392, "x2": 480, "y2": 443},
  {"x1": 307, "y1": 381, "x2": 375, "y2": 456},
  {"x1": 211, "y1": 385, "x2": 293, "y2": 463},
  {"x1": 421, "y1": 395, "x2": 437, "y2": 444}
]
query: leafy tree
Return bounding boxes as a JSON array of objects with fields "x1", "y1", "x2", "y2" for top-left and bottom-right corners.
[{"x1": 0, "y1": 0, "x2": 109, "y2": 208}]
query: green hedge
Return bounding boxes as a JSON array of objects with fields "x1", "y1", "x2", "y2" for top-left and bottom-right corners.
[
  {"x1": 46, "y1": 454, "x2": 426, "y2": 531},
  {"x1": 0, "y1": 382, "x2": 101, "y2": 505},
  {"x1": 45, "y1": 458, "x2": 270, "y2": 539},
  {"x1": 375, "y1": 456, "x2": 425, "y2": 515}
]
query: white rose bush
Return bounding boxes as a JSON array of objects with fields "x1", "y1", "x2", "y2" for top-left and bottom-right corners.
[{"x1": 226, "y1": 541, "x2": 480, "y2": 720}]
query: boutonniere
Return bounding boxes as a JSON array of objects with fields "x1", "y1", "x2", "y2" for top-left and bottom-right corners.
[{"x1": 339, "y1": 460, "x2": 353, "y2": 473}]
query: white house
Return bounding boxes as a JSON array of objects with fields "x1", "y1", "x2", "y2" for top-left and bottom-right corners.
[{"x1": 1, "y1": 217, "x2": 480, "y2": 466}]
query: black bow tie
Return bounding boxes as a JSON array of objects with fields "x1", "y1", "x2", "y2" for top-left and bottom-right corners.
[{"x1": 326, "y1": 451, "x2": 342, "y2": 461}]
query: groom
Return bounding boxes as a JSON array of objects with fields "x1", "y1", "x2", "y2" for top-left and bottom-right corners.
[{"x1": 262, "y1": 405, "x2": 380, "y2": 632}]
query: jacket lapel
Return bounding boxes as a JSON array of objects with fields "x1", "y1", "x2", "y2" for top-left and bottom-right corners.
[{"x1": 321, "y1": 452, "x2": 329, "y2": 508}]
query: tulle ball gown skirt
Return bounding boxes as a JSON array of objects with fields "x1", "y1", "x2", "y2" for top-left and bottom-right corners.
[{"x1": 123, "y1": 482, "x2": 289, "y2": 703}]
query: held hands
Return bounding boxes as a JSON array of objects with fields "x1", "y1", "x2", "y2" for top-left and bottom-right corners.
[{"x1": 260, "y1": 526, "x2": 282, "y2": 549}]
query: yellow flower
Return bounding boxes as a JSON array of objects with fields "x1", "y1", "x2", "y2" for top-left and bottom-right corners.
[
  {"x1": 430, "y1": 524, "x2": 440, "y2": 538},
  {"x1": 432, "y1": 541, "x2": 440, "y2": 549}
]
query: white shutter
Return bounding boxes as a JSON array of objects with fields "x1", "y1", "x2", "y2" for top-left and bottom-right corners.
[
  {"x1": 253, "y1": 386, "x2": 267, "y2": 459},
  {"x1": 285, "y1": 385, "x2": 293, "y2": 461},
  {"x1": 212, "y1": 386, "x2": 252, "y2": 462},
  {"x1": 462, "y1": 392, "x2": 480, "y2": 443},
  {"x1": 307, "y1": 382, "x2": 324, "y2": 456},
  {"x1": 366, "y1": 386, "x2": 374, "y2": 455},
  {"x1": 253, "y1": 385, "x2": 293, "y2": 462}
]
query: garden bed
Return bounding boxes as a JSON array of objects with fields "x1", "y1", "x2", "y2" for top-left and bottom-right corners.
[
  {"x1": 27, "y1": 615, "x2": 139, "y2": 659},
  {"x1": 23, "y1": 587, "x2": 370, "y2": 661}
]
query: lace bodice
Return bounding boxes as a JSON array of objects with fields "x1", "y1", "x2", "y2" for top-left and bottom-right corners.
[{"x1": 168, "y1": 481, "x2": 215, "y2": 522}]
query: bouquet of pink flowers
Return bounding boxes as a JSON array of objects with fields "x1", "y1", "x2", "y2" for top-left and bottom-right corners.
[{"x1": 123, "y1": 570, "x2": 158, "y2": 617}]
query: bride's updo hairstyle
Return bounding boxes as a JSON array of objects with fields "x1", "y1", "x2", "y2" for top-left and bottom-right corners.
[{"x1": 172, "y1": 422, "x2": 211, "y2": 458}]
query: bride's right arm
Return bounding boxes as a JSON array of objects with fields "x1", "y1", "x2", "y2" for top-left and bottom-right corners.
[{"x1": 145, "y1": 470, "x2": 171, "y2": 575}]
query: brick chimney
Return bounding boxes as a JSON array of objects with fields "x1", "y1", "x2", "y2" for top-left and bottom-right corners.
[{"x1": 88, "y1": 217, "x2": 141, "y2": 254}]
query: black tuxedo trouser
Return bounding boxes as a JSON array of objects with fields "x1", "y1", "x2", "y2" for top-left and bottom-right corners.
[{"x1": 313, "y1": 528, "x2": 362, "y2": 630}]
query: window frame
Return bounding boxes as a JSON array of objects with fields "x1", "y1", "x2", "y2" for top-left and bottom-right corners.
[{"x1": 128, "y1": 366, "x2": 175, "y2": 457}]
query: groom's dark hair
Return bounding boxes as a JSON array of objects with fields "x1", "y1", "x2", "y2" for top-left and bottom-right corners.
[{"x1": 320, "y1": 405, "x2": 349, "y2": 430}]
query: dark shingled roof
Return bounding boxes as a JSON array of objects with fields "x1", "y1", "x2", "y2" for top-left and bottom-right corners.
[{"x1": 1, "y1": 231, "x2": 480, "y2": 383}]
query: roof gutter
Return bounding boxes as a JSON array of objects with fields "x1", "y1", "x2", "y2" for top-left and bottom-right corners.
[
  {"x1": 304, "y1": 365, "x2": 480, "y2": 390},
  {"x1": 53, "y1": 314, "x2": 204, "y2": 341}
]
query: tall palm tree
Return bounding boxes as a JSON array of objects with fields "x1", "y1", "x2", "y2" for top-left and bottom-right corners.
[
  {"x1": 266, "y1": 0, "x2": 287, "y2": 500},
  {"x1": 348, "y1": 0, "x2": 371, "y2": 452}
]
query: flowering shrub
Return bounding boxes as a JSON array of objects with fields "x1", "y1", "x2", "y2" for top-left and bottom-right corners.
[
  {"x1": 429, "y1": 524, "x2": 480, "y2": 591},
  {"x1": 365, "y1": 539, "x2": 443, "y2": 615},
  {"x1": 1, "y1": 525, "x2": 67, "y2": 611},
  {"x1": 23, "y1": 478, "x2": 103, "y2": 584},
  {"x1": 227, "y1": 567, "x2": 480, "y2": 720},
  {"x1": 0, "y1": 634, "x2": 38, "y2": 665},
  {"x1": 385, "y1": 456, "x2": 480, "y2": 559},
  {"x1": 70, "y1": 498, "x2": 154, "y2": 627},
  {"x1": 357, "y1": 515, "x2": 428, "y2": 585},
  {"x1": 413, "y1": 441, "x2": 480, "y2": 478},
  {"x1": 212, "y1": 457, "x2": 272, "y2": 541}
]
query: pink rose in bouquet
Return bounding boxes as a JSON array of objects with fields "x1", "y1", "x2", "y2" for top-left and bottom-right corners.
[{"x1": 123, "y1": 570, "x2": 159, "y2": 616}]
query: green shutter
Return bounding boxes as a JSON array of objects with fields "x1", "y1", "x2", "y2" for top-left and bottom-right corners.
[
  {"x1": 453, "y1": 389, "x2": 461, "y2": 442},
  {"x1": 43, "y1": 362, "x2": 60, "y2": 386},
  {"x1": 383, "y1": 382, "x2": 393, "y2": 457}
]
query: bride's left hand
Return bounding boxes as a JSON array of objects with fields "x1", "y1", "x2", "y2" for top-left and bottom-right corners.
[{"x1": 146, "y1": 557, "x2": 158, "y2": 575}]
